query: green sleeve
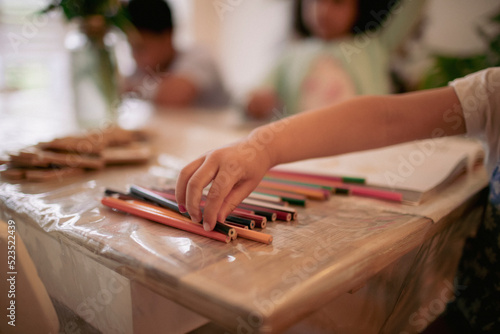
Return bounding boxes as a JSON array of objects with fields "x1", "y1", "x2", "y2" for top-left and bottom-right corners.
[{"x1": 378, "y1": 0, "x2": 427, "y2": 52}]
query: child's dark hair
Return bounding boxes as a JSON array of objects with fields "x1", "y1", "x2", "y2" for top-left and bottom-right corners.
[
  {"x1": 126, "y1": 0, "x2": 174, "y2": 33},
  {"x1": 293, "y1": 0, "x2": 402, "y2": 38}
]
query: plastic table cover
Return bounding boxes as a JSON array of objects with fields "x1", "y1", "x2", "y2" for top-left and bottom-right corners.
[{"x1": 0, "y1": 108, "x2": 489, "y2": 333}]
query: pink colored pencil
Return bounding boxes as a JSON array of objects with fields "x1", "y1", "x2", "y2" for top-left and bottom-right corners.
[
  {"x1": 347, "y1": 185, "x2": 403, "y2": 202},
  {"x1": 232, "y1": 208, "x2": 255, "y2": 215},
  {"x1": 267, "y1": 169, "x2": 365, "y2": 184}
]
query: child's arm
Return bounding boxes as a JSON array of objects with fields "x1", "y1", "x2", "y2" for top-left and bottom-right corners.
[
  {"x1": 176, "y1": 86, "x2": 465, "y2": 230},
  {"x1": 245, "y1": 51, "x2": 289, "y2": 119},
  {"x1": 246, "y1": 89, "x2": 282, "y2": 120},
  {"x1": 153, "y1": 75, "x2": 199, "y2": 108}
]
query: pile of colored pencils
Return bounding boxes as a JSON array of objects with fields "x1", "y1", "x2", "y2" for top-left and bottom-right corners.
[
  {"x1": 101, "y1": 169, "x2": 402, "y2": 245},
  {"x1": 102, "y1": 185, "x2": 280, "y2": 245},
  {"x1": 256, "y1": 169, "x2": 403, "y2": 204}
]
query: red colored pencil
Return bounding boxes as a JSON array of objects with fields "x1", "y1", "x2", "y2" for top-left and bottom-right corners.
[
  {"x1": 230, "y1": 211, "x2": 267, "y2": 228},
  {"x1": 238, "y1": 203, "x2": 293, "y2": 222}
]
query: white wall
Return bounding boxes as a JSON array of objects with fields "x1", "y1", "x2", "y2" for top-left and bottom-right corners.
[
  {"x1": 193, "y1": 0, "x2": 292, "y2": 98},
  {"x1": 422, "y1": 0, "x2": 500, "y2": 55},
  {"x1": 219, "y1": 0, "x2": 293, "y2": 100},
  {"x1": 191, "y1": 0, "x2": 292, "y2": 101}
]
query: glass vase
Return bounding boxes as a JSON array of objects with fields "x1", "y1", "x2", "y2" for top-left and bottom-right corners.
[{"x1": 66, "y1": 16, "x2": 120, "y2": 130}]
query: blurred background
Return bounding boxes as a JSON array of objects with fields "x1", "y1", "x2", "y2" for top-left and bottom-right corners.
[{"x1": 0, "y1": 0, "x2": 499, "y2": 118}]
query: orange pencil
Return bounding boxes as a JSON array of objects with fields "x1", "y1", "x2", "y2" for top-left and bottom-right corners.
[
  {"x1": 101, "y1": 197, "x2": 231, "y2": 243},
  {"x1": 258, "y1": 179, "x2": 327, "y2": 200},
  {"x1": 223, "y1": 223, "x2": 273, "y2": 244}
]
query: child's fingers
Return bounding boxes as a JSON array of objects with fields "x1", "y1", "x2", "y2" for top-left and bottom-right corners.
[
  {"x1": 217, "y1": 179, "x2": 261, "y2": 224},
  {"x1": 201, "y1": 171, "x2": 240, "y2": 231},
  {"x1": 175, "y1": 157, "x2": 205, "y2": 214},
  {"x1": 184, "y1": 159, "x2": 219, "y2": 224}
]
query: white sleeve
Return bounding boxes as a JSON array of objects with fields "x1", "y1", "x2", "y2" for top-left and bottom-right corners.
[{"x1": 450, "y1": 67, "x2": 500, "y2": 173}]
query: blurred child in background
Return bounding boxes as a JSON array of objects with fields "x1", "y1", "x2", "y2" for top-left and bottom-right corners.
[
  {"x1": 122, "y1": 0, "x2": 229, "y2": 109},
  {"x1": 246, "y1": 0, "x2": 426, "y2": 119}
]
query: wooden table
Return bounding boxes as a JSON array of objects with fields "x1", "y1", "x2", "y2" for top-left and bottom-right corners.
[{"x1": 0, "y1": 103, "x2": 489, "y2": 333}]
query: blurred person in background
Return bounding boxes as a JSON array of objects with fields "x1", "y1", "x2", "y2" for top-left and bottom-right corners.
[
  {"x1": 246, "y1": 0, "x2": 426, "y2": 119},
  {"x1": 122, "y1": 0, "x2": 229, "y2": 109}
]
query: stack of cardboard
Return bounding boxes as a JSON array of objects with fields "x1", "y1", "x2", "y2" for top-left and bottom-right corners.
[{"x1": 0, "y1": 126, "x2": 152, "y2": 182}]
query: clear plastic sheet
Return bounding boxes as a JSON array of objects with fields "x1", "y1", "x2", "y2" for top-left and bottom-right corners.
[
  {"x1": 0, "y1": 157, "x2": 488, "y2": 333},
  {"x1": 0, "y1": 107, "x2": 490, "y2": 333}
]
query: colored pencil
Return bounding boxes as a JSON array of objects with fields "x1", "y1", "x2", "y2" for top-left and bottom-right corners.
[
  {"x1": 101, "y1": 197, "x2": 231, "y2": 243},
  {"x1": 142, "y1": 189, "x2": 255, "y2": 228},
  {"x1": 225, "y1": 215, "x2": 255, "y2": 229},
  {"x1": 152, "y1": 189, "x2": 259, "y2": 218},
  {"x1": 263, "y1": 176, "x2": 332, "y2": 199},
  {"x1": 202, "y1": 188, "x2": 288, "y2": 207},
  {"x1": 265, "y1": 170, "x2": 402, "y2": 203},
  {"x1": 242, "y1": 197, "x2": 297, "y2": 214},
  {"x1": 247, "y1": 192, "x2": 283, "y2": 204},
  {"x1": 139, "y1": 200, "x2": 236, "y2": 239},
  {"x1": 231, "y1": 208, "x2": 255, "y2": 215},
  {"x1": 258, "y1": 179, "x2": 327, "y2": 200},
  {"x1": 108, "y1": 188, "x2": 236, "y2": 238},
  {"x1": 148, "y1": 186, "x2": 294, "y2": 221},
  {"x1": 334, "y1": 187, "x2": 350, "y2": 195},
  {"x1": 230, "y1": 211, "x2": 267, "y2": 229},
  {"x1": 263, "y1": 176, "x2": 333, "y2": 191},
  {"x1": 224, "y1": 221, "x2": 248, "y2": 229},
  {"x1": 265, "y1": 173, "x2": 337, "y2": 189},
  {"x1": 254, "y1": 187, "x2": 307, "y2": 206},
  {"x1": 105, "y1": 188, "x2": 138, "y2": 200},
  {"x1": 130, "y1": 185, "x2": 189, "y2": 218},
  {"x1": 267, "y1": 169, "x2": 366, "y2": 184},
  {"x1": 347, "y1": 186, "x2": 403, "y2": 202},
  {"x1": 150, "y1": 189, "x2": 177, "y2": 201},
  {"x1": 223, "y1": 223, "x2": 273, "y2": 245},
  {"x1": 240, "y1": 208, "x2": 277, "y2": 222},
  {"x1": 238, "y1": 203, "x2": 292, "y2": 222}
]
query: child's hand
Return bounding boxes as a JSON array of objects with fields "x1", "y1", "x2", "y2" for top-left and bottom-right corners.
[
  {"x1": 175, "y1": 138, "x2": 274, "y2": 231},
  {"x1": 246, "y1": 89, "x2": 281, "y2": 120}
]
